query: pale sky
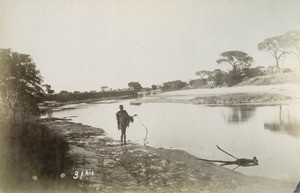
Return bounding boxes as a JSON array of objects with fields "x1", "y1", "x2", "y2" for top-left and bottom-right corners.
[{"x1": 1, "y1": 0, "x2": 300, "y2": 92}]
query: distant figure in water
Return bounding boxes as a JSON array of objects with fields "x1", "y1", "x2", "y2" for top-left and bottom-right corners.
[{"x1": 116, "y1": 105, "x2": 135, "y2": 145}]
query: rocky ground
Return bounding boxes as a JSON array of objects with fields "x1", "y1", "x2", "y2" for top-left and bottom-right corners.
[{"x1": 39, "y1": 119, "x2": 294, "y2": 193}]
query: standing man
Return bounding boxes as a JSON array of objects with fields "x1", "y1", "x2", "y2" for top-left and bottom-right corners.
[{"x1": 116, "y1": 105, "x2": 136, "y2": 145}]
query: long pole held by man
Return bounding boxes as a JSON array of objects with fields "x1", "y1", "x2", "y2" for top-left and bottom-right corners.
[{"x1": 116, "y1": 105, "x2": 136, "y2": 145}]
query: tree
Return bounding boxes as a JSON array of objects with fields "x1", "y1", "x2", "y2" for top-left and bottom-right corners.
[
  {"x1": 44, "y1": 84, "x2": 54, "y2": 95},
  {"x1": 217, "y1": 51, "x2": 253, "y2": 71},
  {"x1": 189, "y1": 79, "x2": 207, "y2": 87},
  {"x1": 60, "y1": 90, "x2": 69, "y2": 94},
  {"x1": 226, "y1": 69, "x2": 243, "y2": 86},
  {"x1": 258, "y1": 36, "x2": 288, "y2": 72},
  {"x1": 128, "y1": 82, "x2": 143, "y2": 92},
  {"x1": 209, "y1": 69, "x2": 227, "y2": 86},
  {"x1": 101, "y1": 86, "x2": 108, "y2": 92},
  {"x1": 195, "y1": 70, "x2": 211, "y2": 80},
  {"x1": 151, "y1": 85, "x2": 158, "y2": 90},
  {"x1": 0, "y1": 49, "x2": 44, "y2": 117},
  {"x1": 242, "y1": 66, "x2": 265, "y2": 79},
  {"x1": 217, "y1": 51, "x2": 253, "y2": 85},
  {"x1": 265, "y1": 66, "x2": 276, "y2": 74},
  {"x1": 280, "y1": 31, "x2": 300, "y2": 71},
  {"x1": 162, "y1": 80, "x2": 187, "y2": 91}
]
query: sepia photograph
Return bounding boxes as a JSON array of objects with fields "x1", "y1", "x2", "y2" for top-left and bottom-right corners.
[{"x1": 1, "y1": 0, "x2": 300, "y2": 192}]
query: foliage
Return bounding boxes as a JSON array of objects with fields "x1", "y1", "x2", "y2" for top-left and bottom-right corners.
[
  {"x1": 45, "y1": 90, "x2": 137, "y2": 102},
  {"x1": 195, "y1": 70, "x2": 211, "y2": 80},
  {"x1": 151, "y1": 85, "x2": 158, "y2": 90},
  {"x1": 283, "y1": 68, "x2": 293, "y2": 73},
  {"x1": 128, "y1": 82, "x2": 143, "y2": 91},
  {"x1": 211, "y1": 69, "x2": 228, "y2": 86},
  {"x1": 189, "y1": 79, "x2": 208, "y2": 87},
  {"x1": 101, "y1": 86, "x2": 108, "y2": 91},
  {"x1": 225, "y1": 69, "x2": 243, "y2": 86},
  {"x1": 216, "y1": 51, "x2": 253, "y2": 86},
  {"x1": 0, "y1": 50, "x2": 70, "y2": 191},
  {"x1": 225, "y1": 66, "x2": 265, "y2": 86},
  {"x1": 60, "y1": 90, "x2": 69, "y2": 94},
  {"x1": 258, "y1": 36, "x2": 289, "y2": 72},
  {"x1": 44, "y1": 84, "x2": 54, "y2": 95},
  {"x1": 190, "y1": 31, "x2": 300, "y2": 88},
  {"x1": 191, "y1": 69, "x2": 227, "y2": 87},
  {"x1": 217, "y1": 51, "x2": 253, "y2": 71},
  {"x1": 280, "y1": 31, "x2": 300, "y2": 69},
  {"x1": 242, "y1": 66, "x2": 266, "y2": 79},
  {"x1": 0, "y1": 49, "x2": 44, "y2": 117},
  {"x1": 162, "y1": 80, "x2": 187, "y2": 91},
  {"x1": 258, "y1": 31, "x2": 300, "y2": 72},
  {"x1": 266, "y1": 66, "x2": 278, "y2": 74},
  {"x1": 191, "y1": 66, "x2": 266, "y2": 87}
]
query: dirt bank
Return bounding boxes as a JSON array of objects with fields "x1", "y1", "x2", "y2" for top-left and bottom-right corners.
[
  {"x1": 39, "y1": 95, "x2": 136, "y2": 113},
  {"x1": 39, "y1": 119, "x2": 294, "y2": 193}
]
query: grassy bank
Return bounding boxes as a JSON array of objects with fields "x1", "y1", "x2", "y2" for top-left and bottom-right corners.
[{"x1": 237, "y1": 72, "x2": 300, "y2": 86}]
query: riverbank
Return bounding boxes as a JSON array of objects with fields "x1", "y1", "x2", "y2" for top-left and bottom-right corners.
[
  {"x1": 39, "y1": 95, "x2": 136, "y2": 112},
  {"x1": 131, "y1": 84, "x2": 300, "y2": 105},
  {"x1": 38, "y1": 118, "x2": 294, "y2": 193}
]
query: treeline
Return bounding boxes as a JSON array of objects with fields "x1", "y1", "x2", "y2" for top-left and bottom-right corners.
[
  {"x1": 189, "y1": 66, "x2": 289, "y2": 88},
  {"x1": 142, "y1": 66, "x2": 290, "y2": 92},
  {"x1": 0, "y1": 49, "x2": 70, "y2": 191},
  {"x1": 44, "y1": 90, "x2": 137, "y2": 102},
  {"x1": 188, "y1": 31, "x2": 300, "y2": 88},
  {"x1": 42, "y1": 31, "x2": 300, "y2": 96},
  {"x1": 134, "y1": 31, "x2": 300, "y2": 91},
  {"x1": 123, "y1": 65, "x2": 292, "y2": 93}
]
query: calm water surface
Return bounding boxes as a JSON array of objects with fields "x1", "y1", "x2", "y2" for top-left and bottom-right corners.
[{"x1": 45, "y1": 100, "x2": 300, "y2": 182}]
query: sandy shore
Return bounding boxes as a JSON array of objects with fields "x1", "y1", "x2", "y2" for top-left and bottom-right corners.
[
  {"x1": 131, "y1": 84, "x2": 300, "y2": 105},
  {"x1": 40, "y1": 118, "x2": 295, "y2": 193}
]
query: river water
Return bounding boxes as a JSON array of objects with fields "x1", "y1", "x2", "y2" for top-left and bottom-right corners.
[{"x1": 45, "y1": 100, "x2": 300, "y2": 182}]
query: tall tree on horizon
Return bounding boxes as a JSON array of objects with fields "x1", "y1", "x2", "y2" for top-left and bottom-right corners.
[
  {"x1": 258, "y1": 36, "x2": 289, "y2": 72},
  {"x1": 280, "y1": 31, "x2": 300, "y2": 71},
  {"x1": 195, "y1": 70, "x2": 211, "y2": 80},
  {"x1": 128, "y1": 82, "x2": 143, "y2": 92},
  {"x1": 217, "y1": 50, "x2": 253, "y2": 85},
  {"x1": 217, "y1": 51, "x2": 253, "y2": 70}
]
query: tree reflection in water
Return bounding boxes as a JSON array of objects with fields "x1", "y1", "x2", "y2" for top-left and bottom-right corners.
[
  {"x1": 224, "y1": 106, "x2": 257, "y2": 123},
  {"x1": 264, "y1": 105, "x2": 300, "y2": 138}
]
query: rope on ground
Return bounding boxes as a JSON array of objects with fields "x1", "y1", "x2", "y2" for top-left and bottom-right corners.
[{"x1": 136, "y1": 115, "x2": 148, "y2": 147}]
